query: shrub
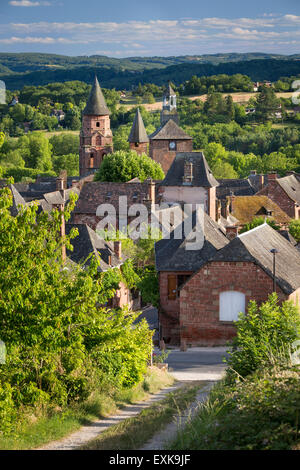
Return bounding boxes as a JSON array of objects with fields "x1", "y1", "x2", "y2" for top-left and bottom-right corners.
[{"x1": 226, "y1": 293, "x2": 300, "y2": 379}]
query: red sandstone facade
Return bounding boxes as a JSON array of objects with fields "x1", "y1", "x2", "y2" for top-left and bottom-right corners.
[
  {"x1": 257, "y1": 173, "x2": 300, "y2": 219},
  {"x1": 129, "y1": 141, "x2": 148, "y2": 156},
  {"x1": 179, "y1": 261, "x2": 298, "y2": 347},
  {"x1": 79, "y1": 114, "x2": 113, "y2": 177},
  {"x1": 149, "y1": 139, "x2": 193, "y2": 174},
  {"x1": 159, "y1": 261, "x2": 300, "y2": 347}
]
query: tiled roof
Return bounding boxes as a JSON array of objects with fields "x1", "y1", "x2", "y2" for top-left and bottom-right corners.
[
  {"x1": 162, "y1": 152, "x2": 219, "y2": 188},
  {"x1": 217, "y1": 178, "x2": 255, "y2": 199},
  {"x1": 155, "y1": 210, "x2": 229, "y2": 271},
  {"x1": 149, "y1": 119, "x2": 192, "y2": 140},
  {"x1": 83, "y1": 76, "x2": 110, "y2": 116},
  {"x1": 73, "y1": 181, "x2": 150, "y2": 214},
  {"x1": 211, "y1": 223, "x2": 300, "y2": 294},
  {"x1": 0, "y1": 181, "x2": 27, "y2": 216},
  {"x1": 277, "y1": 175, "x2": 300, "y2": 205},
  {"x1": 65, "y1": 224, "x2": 121, "y2": 272},
  {"x1": 128, "y1": 108, "x2": 149, "y2": 143},
  {"x1": 231, "y1": 196, "x2": 290, "y2": 225}
]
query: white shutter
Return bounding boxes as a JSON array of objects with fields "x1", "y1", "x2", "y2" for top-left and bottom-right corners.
[{"x1": 219, "y1": 291, "x2": 245, "y2": 322}]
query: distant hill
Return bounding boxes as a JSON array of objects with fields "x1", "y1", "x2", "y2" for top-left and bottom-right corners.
[{"x1": 1, "y1": 52, "x2": 300, "y2": 90}]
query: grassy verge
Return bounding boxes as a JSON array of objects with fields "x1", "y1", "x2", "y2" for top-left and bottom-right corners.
[
  {"x1": 81, "y1": 381, "x2": 206, "y2": 450},
  {"x1": 167, "y1": 365, "x2": 300, "y2": 450},
  {"x1": 0, "y1": 367, "x2": 174, "y2": 450}
]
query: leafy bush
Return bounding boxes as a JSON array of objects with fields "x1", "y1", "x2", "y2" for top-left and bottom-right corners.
[
  {"x1": 94, "y1": 150, "x2": 164, "y2": 182},
  {"x1": 226, "y1": 293, "x2": 300, "y2": 378}
]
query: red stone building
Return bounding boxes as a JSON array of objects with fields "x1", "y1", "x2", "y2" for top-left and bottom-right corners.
[
  {"x1": 79, "y1": 76, "x2": 113, "y2": 177},
  {"x1": 155, "y1": 215, "x2": 300, "y2": 347},
  {"x1": 159, "y1": 151, "x2": 219, "y2": 221},
  {"x1": 179, "y1": 224, "x2": 300, "y2": 347},
  {"x1": 128, "y1": 108, "x2": 149, "y2": 155},
  {"x1": 149, "y1": 120, "x2": 193, "y2": 174},
  {"x1": 72, "y1": 179, "x2": 156, "y2": 231},
  {"x1": 256, "y1": 172, "x2": 300, "y2": 219}
]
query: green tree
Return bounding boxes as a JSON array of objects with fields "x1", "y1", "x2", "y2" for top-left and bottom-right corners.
[
  {"x1": 53, "y1": 153, "x2": 79, "y2": 176},
  {"x1": 255, "y1": 85, "x2": 280, "y2": 123},
  {"x1": 94, "y1": 150, "x2": 164, "y2": 182},
  {"x1": 289, "y1": 219, "x2": 300, "y2": 242},
  {"x1": 0, "y1": 185, "x2": 152, "y2": 431}
]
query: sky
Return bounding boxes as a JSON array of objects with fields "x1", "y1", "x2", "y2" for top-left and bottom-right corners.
[{"x1": 0, "y1": 0, "x2": 300, "y2": 57}]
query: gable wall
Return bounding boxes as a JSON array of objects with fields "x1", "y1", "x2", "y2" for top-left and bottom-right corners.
[{"x1": 179, "y1": 261, "x2": 289, "y2": 347}]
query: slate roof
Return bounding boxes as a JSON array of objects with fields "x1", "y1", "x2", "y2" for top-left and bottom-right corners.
[
  {"x1": 217, "y1": 178, "x2": 255, "y2": 200},
  {"x1": 128, "y1": 108, "x2": 149, "y2": 143},
  {"x1": 83, "y1": 76, "x2": 110, "y2": 116},
  {"x1": 231, "y1": 196, "x2": 290, "y2": 225},
  {"x1": 149, "y1": 119, "x2": 192, "y2": 140},
  {"x1": 162, "y1": 152, "x2": 219, "y2": 188},
  {"x1": 277, "y1": 175, "x2": 300, "y2": 205},
  {"x1": 165, "y1": 83, "x2": 176, "y2": 97},
  {"x1": 211, "y1": 223, "x2": 300, "y2": 294},
  {"x1": 65, "y1": 223, "x2": 121, "y2": 272},
  {"x1": 0, "y1": 180, "x2": 27, "y2": 216},
  {"x1": 73, "y1": 181, "x2": 150, "y2": 215},
  {"x1": 155, "y1": 210, "x2": 229, "y2": 271}
]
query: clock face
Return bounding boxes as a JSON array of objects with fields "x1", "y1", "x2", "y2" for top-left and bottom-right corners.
[{"x1": 169, "y1": 141, "x2": 176, "y2": 150}]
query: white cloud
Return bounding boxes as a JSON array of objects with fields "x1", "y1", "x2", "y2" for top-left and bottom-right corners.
[{"x1": 9, "y1": 1, "x2": 51, "y2": 6}]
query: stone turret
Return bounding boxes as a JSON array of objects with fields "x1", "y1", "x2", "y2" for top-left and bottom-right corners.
[
  {"x1": 79, "y1": 76, "x2": 113, "y2": 177},
  {"x1": 128, "y1": 108, "x2": 149, "y2": 155}
]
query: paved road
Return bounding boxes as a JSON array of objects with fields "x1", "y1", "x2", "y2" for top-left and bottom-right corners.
[{"x1": 161, "y1": 347, "x2": 229, "y2": 381}]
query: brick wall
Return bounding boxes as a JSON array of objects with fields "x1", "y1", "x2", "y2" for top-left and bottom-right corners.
[
  {"x1": 149, "y1": 140, "x2": 193, "y2": 174},
  {"x1": 129, "y1": 142, "x2": 148, "y2": 156},
  {"x1": 257, "y1": 180, "x2": 297, "y2": 218},
  {"x1": 179, "y1": 261, "x2": 290, "y2": 347},
  {"x1": 159, "y1": 271, "x2": 193, "y2": 345}
]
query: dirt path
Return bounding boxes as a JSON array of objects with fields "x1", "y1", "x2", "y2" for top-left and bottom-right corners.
[
  {"x1": 36, "y1": 383, "x2": 183, "y2": 451},
  {"x1": 140, "y1": 382, "x2": 215, "y2": 450}
]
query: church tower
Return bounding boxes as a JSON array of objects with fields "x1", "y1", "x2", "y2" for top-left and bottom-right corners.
[
  {"x1": 79, "y1": 76, "x2": 113, "y2": 177},
  {"x1": 128, "y1": 108, "x2": 149, "y2": 155},
  {"x1": 161, "y1": 83, "x2": 179, "y2": 125}
]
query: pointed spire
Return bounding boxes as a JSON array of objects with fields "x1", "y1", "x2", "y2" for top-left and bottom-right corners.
[
  {"x1": 83, "y1": 76, "x2": 110, "y2": 116},
  {"x1": 128, "y1": 108, "x2": 149, "y2": 143},
  {"x1": 164, "y1": 82, "x2": 176, "y2": 98}
]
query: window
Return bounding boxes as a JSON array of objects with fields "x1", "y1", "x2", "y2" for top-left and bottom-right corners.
[
  {"x1": 169, "y1": 141, "x2": 176, "y2": 151},
  {"x1": 96, "y1": 122, "x2": 100, "y2": 127},
  {"x1": 219, "y1": 291, "x2": 245, "y2": 322},
  {"x1": 89, "y1": 153, "x2": 94, "y2": 168}
]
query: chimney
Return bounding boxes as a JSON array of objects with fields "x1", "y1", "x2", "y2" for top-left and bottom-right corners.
[
  {"x1": 250, "y1": 170, "x2": 257, "y2": 176},
  {"x1": 59, "y1": 204, "x2": 66, "y2": 263},
  {"x1": 221, "y1": 199, "x2": 230, "y2": 219},
  {"x1": 226, "y1": 226, "x2": 238, "y2": 240},
  {"x1": 258, "y1": 174, "x2": 264, "y2": 190},
  {"x1": 71, "y1": 180, "x2": 78, "y2": 188},
  {"x1": 147, "y1": 178, "x2": 156, "y2": 204},
  {"x1": 268, "y1": 171, "x2": 277, "y2": 181},
  {"x1": 229, "y1": 192, "x2": 235, "y2": 213},
  {"x1": 114, "y1": 240, "x2": 122, "y2": 259},
  {"x1": 183, "y1": 160, "x2": 193, "y2": 184},
  {"x1": 216, "y1": 200, "x2": 221, "y2": 222},
  {"x1": 56, "y1": 177, "x2": 64, "y2": 191}
]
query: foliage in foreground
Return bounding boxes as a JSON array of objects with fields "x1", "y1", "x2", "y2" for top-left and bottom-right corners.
[
  {"x1": 169, "y1": 364, "x2": 300, "y2": 450},
  {"x1": 226, "y1": 293, "x2": 300, "y2": 378},
  {"x1": 169, "y1": 294, "x2": 300, "y2": 450},
  {"x1": 0, "y1": 184, "x2": 153, "y2": 435}
]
